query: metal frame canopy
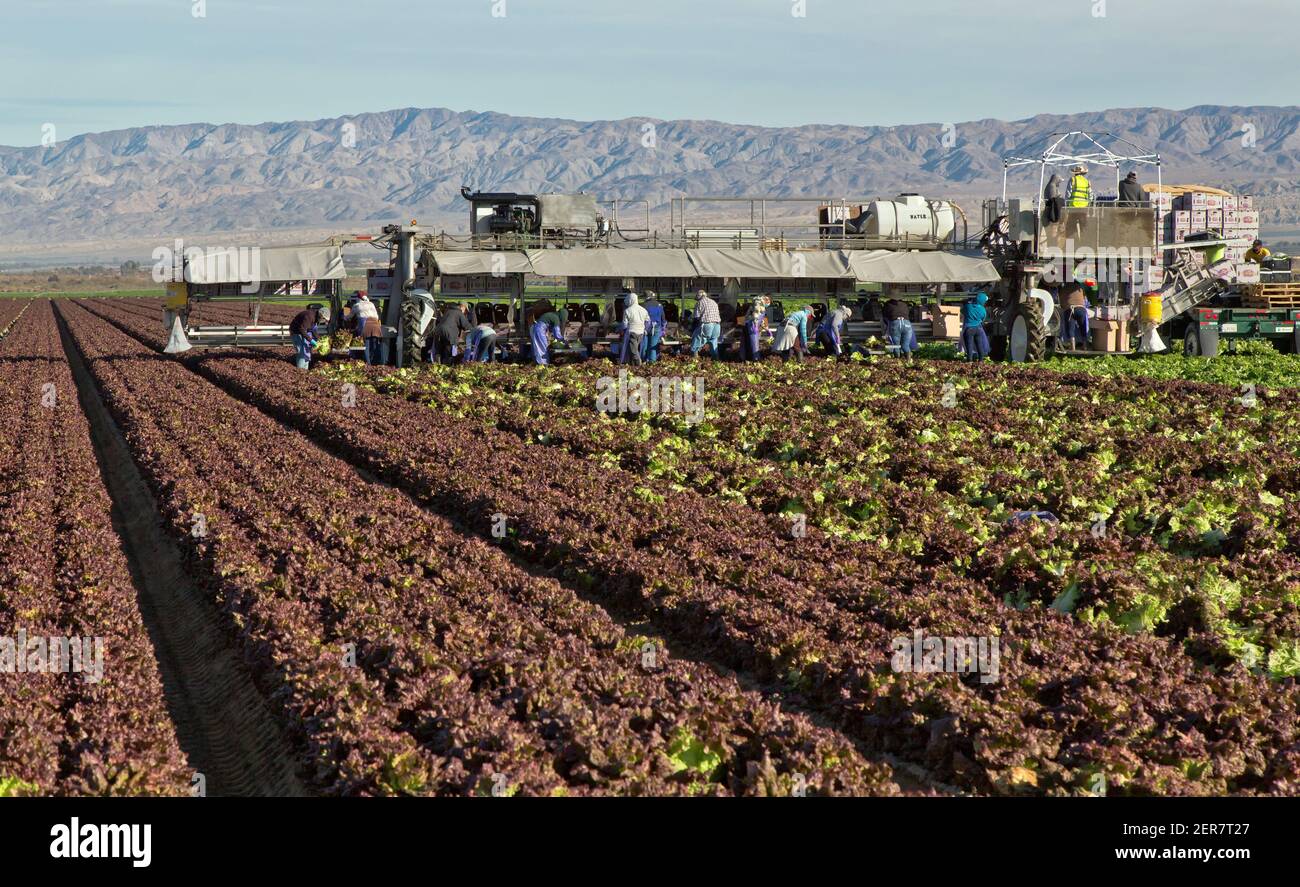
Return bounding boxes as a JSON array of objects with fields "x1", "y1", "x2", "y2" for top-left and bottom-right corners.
[{"x1": 1001, "y1": 130, "x2": 1163, "y2": 205}]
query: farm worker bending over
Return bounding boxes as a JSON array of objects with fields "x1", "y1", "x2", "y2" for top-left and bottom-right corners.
[
  {"x1": 348, "y1": 292, "x2": 386, "y2": 366},
  {"x1": 1068, "y1": 164, "x2": 1091, "y2": 208},
  {"x1": 620, "y1": 292, "x2": 649, "y2": 366},
  {"x1": 1059, "y1": 282, "x2": 1092, "y2": 351},
  {"x1": 774, "y1": 305, "x2": 812, "y2": 362},
  {"x1": 816, "y1": 303, "x2": 853, "y2": 358},
  {"x1": 530, "y1": 308, "x2": 567, "y2": 365},
  {"x1": 960, "y1": 292, "x2": 990, "y2": 361},
  {"x1": 741, "y1": 296, "x2": 770, "y2": 362},
  {"x1": 883, "y1": 298, "x2": 915, "y2": 358},
  {"x1": 642, "y1": 293, "x2": 667, "y2": 363},
  {"x1": 1244, "y1": 239, "x2": 1270, "y2": 264},
  {"x1": 289, "y1": 306, "x2": 320, "y2": 370},
  {"x1": 690, "y1": 290, "x2": 722, "y2": 358},
  {"x1": 463, "y1": 323, "x2": 499, "y2": 363},
  {"x1": 430, "y1": 303, "x2": 472, "y2": 365}
]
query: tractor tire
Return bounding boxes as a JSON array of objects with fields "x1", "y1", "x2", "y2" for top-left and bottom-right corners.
[
  {"x1": 401, "y1": 300, "x2": 426, "y2": 365},
  {"x1": 1008, "y1": 300, "x2": 1048, "y2": 362}
]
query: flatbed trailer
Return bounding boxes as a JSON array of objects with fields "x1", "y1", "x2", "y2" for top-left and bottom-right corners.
[{"x1": 1182, "y1": 305, "x2": 1300, "y2": 356}]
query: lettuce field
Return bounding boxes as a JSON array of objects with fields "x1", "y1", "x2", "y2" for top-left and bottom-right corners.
[{"x1": 3, "y1": 295, "x2": 1299, "y2": 796}]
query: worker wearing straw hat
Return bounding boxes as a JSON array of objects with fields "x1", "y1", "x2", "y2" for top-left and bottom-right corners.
[{"x1": 1068, "y1": 165, "x2": 1092, "y2": 208}]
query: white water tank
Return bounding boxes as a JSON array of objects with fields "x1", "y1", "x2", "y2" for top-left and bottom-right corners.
[{"x1": 863, "y1": 194, "x2": 956, "y2": 241}]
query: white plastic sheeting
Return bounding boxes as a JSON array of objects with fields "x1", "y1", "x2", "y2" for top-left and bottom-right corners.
[
  {"x1": 847, "y1": 250, "x2": 1000, "y2": 284},
  {"x1": 685, "y1": 249, "x2": 853, "y2": 280},
  {"x1": 184, "y1": 244, "x2": 346, "y2": 284},
  {"x1": 429, "y1": 250, "x2": 534, "y2": 275},
  {"x1": 526, "y1": 249, "x2": 698, "y2": 278}
]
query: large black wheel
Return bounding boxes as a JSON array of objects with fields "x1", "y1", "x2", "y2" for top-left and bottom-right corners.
[
  {"x1": 1009, "y1": 300, "x2": 1048, "y2": 362},
  {"x1": 401, "y1": 299, "x2": 426, "y2": 365}
]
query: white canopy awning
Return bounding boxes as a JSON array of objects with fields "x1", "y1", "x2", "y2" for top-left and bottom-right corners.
[
  {"x1": 185, "y1": 243, "x2": 346, "y2": 284},
  {"x1": 429, "y1": 250, "x2": 533, "y2": 275},
  {"x1": 686, "y1": 249, "x2": 853, "y2": 279},
  {"x1": 848, "y1": 250, "x2": 1000, "y2": 284},
  {"x1": 526, "y1": 248, "x2": 697, "y2": 278}
]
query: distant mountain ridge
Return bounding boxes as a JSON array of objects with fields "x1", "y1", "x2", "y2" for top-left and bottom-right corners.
[{"x1": 1, "y1": 104, "x2": 1298, "y2": 254}]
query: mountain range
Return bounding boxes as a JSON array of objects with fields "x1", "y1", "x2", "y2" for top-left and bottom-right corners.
[{"x1": 2, "y1": 104, "x2": 1298, "y2": 263}]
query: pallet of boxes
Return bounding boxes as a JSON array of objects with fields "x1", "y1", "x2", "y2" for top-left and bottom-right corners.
[{"x1": 1152, "y1": 187, "x2": 1262, "y2": 290}]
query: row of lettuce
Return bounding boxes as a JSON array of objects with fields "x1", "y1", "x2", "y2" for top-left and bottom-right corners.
[{"x1": 80, "y1": 297, "x2": 1300, "y2": 794}]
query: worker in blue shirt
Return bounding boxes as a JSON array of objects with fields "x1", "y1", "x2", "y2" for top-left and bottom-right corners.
[
  {"x1": 816, "y1": 303, "x2": 853, "y2": 358},
  {"x1": 774, "y1": 305, "x2": 813, "y2": 361},
  {"x1": 960, "y1": 292, "x2": 990, "y2": 361},
  {"x1": 641, "y1": 293, "x2": 668, "y2": 363}
]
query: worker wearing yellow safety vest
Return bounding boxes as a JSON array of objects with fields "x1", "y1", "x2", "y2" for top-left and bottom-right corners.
[{"x1": 1067, "y1": 165, "x2": 1092, "y2": 207}]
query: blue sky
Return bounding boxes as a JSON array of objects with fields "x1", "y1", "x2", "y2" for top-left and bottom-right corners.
[{"x1": 1, "y1": 0, "x2": 1296, "y2": 146}]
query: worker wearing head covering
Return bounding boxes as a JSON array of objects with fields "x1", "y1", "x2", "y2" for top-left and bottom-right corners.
[
  {"x1": 960, "y1": 292, "x2": 990, "y2": 361},
  {"x1": 620, "y1": 292, "x2": 649, "y2": 366},
  {"x1": 288, "y1": 306, "x2": 320, "y2": 370},
  {"x1": 1043, "y1": 174, "x2": 1064, "y2": 224},
  {"x1": 1068, "y1": 165, "x2": 1091, "y2": 208},
  {"x1": 690, "y1": 290, "x2": 722, "y2": 358},
  {"x1": 1244, "y1": 239, "x2": 1271, "y2": 264},
  {"x1": 530, "y1": 307, "x2": 567, "y2": 365},
  {"x1": 641, "y1": 292, "x2": 667, "y2": 363},
  {"x1": 816, "y1": 303, "x2": 853, "y2": 358},
  {"x1": 774, "y1": 305, "x2": 813, "y2": 361},
  {"x1": 741, "y1": 296, "x2": 770, "y2": 362},
  {"x1": 1118, "y1": 172, "x2": 1147, "y2": 206},
  {"x1": 347, "y1": 292, "x2": 386, "y2": 366}
]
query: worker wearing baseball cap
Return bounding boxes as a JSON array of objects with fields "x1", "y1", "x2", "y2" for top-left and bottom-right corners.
[
  {"x1": 1244, "y1": 239, "x2": 1271, "y2": 264},
  {"x1": 1068, "y1": 165, "x2": 1092, "y2": 208}
]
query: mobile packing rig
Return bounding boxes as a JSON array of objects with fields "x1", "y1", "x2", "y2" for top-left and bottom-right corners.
[{"x1": 162, "y1": 131, "x2": 1296, "y2": 362}]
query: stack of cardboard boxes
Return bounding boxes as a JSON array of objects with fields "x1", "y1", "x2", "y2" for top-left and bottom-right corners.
[{"x1": 1152, "y1": 190, "x2": 1260, "y2": 287}]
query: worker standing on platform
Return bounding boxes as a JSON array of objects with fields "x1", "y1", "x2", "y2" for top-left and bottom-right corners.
[
  {"x1": 642, "y1": 292, "x2": 667, "y2": 363},
  {"x1": 1245, "y1": 239, "x2": 1271, "y2": 264},
  {"x1": 690, "y1": 289, "x2": 722, "y2": 358},
  {"x1": 620, "y1": 292, "x2": 649, "y2": 366},
  {"x1": 1068, "y1": 165, "x2": 1091, "y2": 207},
  {"x1": 530, "y1": 307, "x2": 568, "y2": 366},
  {"x1": 816, "y1": 302, "x2": 853, "y2": 358},
  {"x1": 288, "y1": 305, "x2": 320, "y2": 370},
  {"x1": 1118, "y1": 172, "x2": 1147, "y2": 206},
  {"x1": 960, "y1": 292, "x2": 990, "y2": 361},
  {"x1": 1043, "y1": 174, "x2": 1064, "y2": 224}
]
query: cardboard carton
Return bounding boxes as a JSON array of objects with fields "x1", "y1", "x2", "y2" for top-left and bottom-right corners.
[{"x1": 1091, "y1": 317, "x2": 1129, "y2": 352}]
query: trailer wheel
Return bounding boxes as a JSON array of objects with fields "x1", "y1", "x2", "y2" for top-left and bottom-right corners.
[
  {"x1": 1184, "y1": 324, "x2": 1219, "y2": 358},
  {"x1": 1008, "y1": 302, "x2": 1048, "y2": 362}
]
